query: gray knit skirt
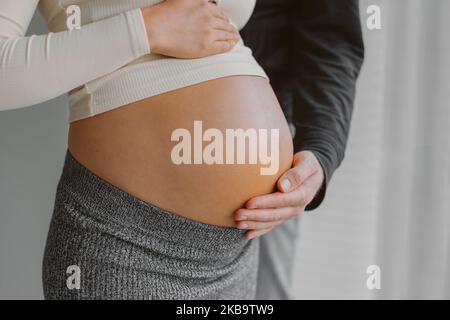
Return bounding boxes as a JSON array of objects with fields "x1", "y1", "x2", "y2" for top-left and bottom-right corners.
[{"x1": 42, "y1": 149, "x2": 259, "y2": 300}]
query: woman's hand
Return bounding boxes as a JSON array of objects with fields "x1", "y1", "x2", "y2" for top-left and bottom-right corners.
[
  {"x1": 142, "y1": 0, "x2": 240, "y2": 58},
  {"x1": 234, "y1": 151, "x2": 325, "y2": 240}
]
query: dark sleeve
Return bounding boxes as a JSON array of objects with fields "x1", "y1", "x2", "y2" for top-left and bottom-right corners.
[{"x1": 290, "y1": 0, "x2": 365, "y2": 210}]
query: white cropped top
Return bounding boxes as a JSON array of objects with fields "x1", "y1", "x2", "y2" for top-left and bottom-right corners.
[{"x1": 0, "y1": 0, "x2": 268, "y2": 122}]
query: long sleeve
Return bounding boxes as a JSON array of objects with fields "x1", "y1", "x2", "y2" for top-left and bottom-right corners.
[
  {"x1": 241, "y1": 0, "x2": 365, "y2": 211},
  {"x1": 290, "y1": 0, "x2": 365, "y2": 210},
  {"x1": 0, "y1": 0, "x2": 150, "y2": 110}
]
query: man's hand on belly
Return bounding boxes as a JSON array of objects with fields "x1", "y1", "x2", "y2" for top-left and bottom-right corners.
[{"x1": 234, "y1": 151, "x2": 324, "y2": 240}]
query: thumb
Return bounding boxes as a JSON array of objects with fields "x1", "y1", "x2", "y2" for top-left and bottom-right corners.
[{"x1": 277, "y1": 165, "x2": 311, "y2": 193}]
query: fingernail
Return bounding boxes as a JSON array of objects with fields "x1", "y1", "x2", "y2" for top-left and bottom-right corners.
[
  {"x1": 281, "y1": 179, "x2": 291, "y2": 192},
  {"x1": 238, "y1": 223, "x2": 248, "y2": 230}
]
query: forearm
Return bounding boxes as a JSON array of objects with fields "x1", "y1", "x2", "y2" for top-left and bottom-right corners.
[
  {"x1": 290, "y1": 0, "x2": 365, "y2": 209},
  {"x1": 0, "y1": 0, "x2": 149, "y2": 110}
]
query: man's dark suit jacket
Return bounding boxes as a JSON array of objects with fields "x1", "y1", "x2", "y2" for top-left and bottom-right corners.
[{"x1": 241, "y1": 0, "x2": 365, "y2": 210}]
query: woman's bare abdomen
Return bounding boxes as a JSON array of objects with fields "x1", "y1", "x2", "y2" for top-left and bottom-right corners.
[{"x1": 68, "y1": 76, "x2": 294, "y2": 227}]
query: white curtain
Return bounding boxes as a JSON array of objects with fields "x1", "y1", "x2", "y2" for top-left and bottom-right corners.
[{"x1": 292, "y1": 0, "x2": 450, "y2": 299}]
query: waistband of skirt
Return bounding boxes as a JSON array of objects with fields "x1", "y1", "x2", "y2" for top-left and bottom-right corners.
[{"x1": 58, "y1": 149, "x2": 249, "y2": 250}]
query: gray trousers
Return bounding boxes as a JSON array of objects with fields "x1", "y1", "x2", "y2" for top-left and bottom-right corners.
[
  {"x1": 255, "y1": 216, "x2": 301, "y2": 300},
  {"x1": 43, "y1": 150, "x2": 259, "y2": 300}
]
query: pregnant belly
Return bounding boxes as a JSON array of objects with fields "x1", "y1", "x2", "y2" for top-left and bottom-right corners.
[{"x1": 68, "y1": 76, "x2": 294, "y2": 227}]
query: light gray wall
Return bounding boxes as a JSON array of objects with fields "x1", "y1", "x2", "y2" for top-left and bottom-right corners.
[
  {"x1": 292, "y1": 0, "x2": 450, "y2": 299},
  {"x1": 0, "y1": 11, "x2": 68, "y2": 299}
]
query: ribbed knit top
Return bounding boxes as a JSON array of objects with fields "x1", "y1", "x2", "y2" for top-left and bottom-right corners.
[{"x1": 0, "y1": 0, "x2": 268, "y2": 122}]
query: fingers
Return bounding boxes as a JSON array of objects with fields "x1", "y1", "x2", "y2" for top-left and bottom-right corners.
[
  {"x1": 245, "y1": 228, "x2": 274, "y2": 240},
  {"x1": 213, "y1": 19, "x2": 238, "y2": 34},
  {"x1": 211, "y1": 39, "x2": 238, "y2": 54},
  {"x1": 213, "y1": 29, "x2": 240, "y2": 41},
  {"x1": 235, "y1": 205, "x2": 305, "y2": 241},
  {"x1": 245, "y1": 187, "x2": 309, "y2": 209},
  {"x1": 202, "y1": 2, "x2": 238, "y2": 55},
  {"x1": 209, "y1": 19, "x2": 240, "y2": 54},
  {"x1": 207, "y1": 2, "x2": 230, "y2": 22},
  {"x1": 237, "y1": 219, "x2": 281, "y2": 231},
  {"x1": 235, "y1": 206, "x2": 302, "y2": 222}
]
